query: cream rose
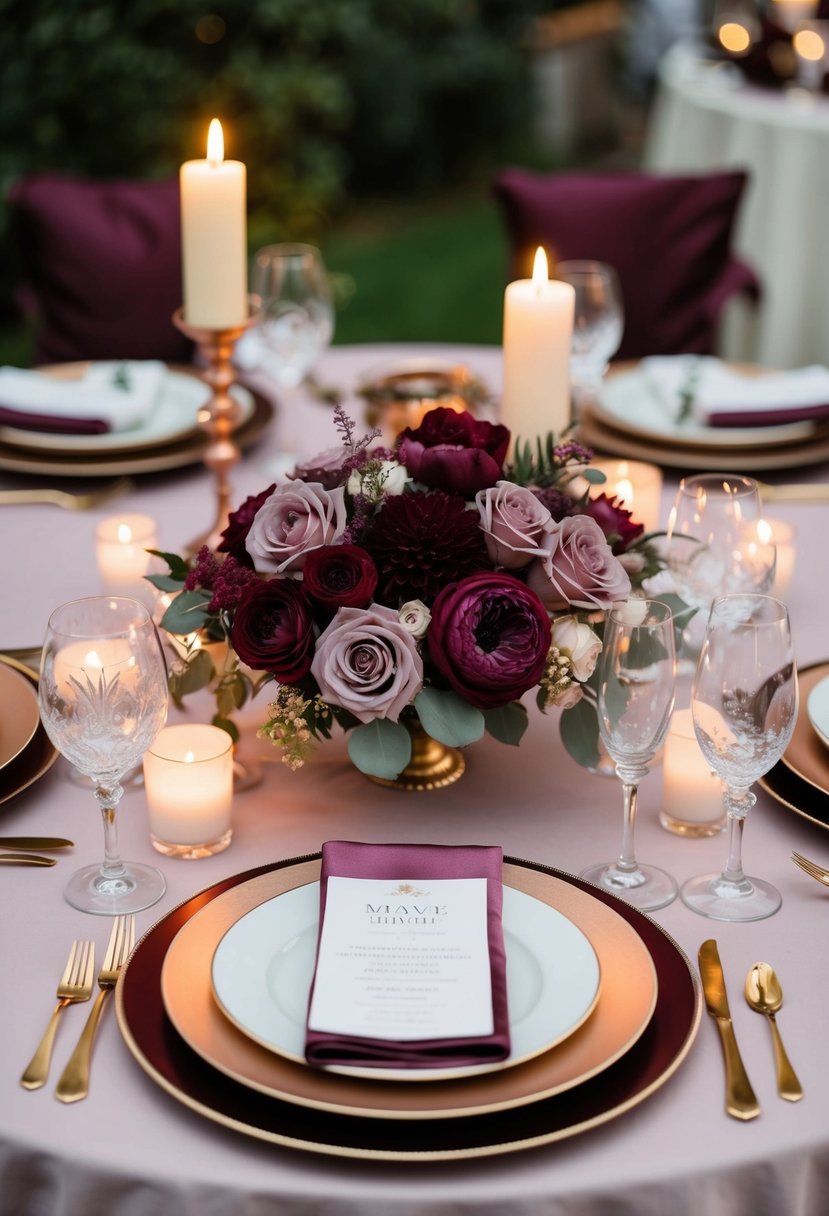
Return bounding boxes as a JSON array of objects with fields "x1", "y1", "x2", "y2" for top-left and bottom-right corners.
[
  {"x1": 245, "y1": 481, "x2": 346, "y2": 574},
  {"x1": 398, "y1": 599, "x2": 431, "y2": 639},
  {"x1": 551, "y1": 615, "x2": 603, "y2": 682},
  {"x1": 347, "y1": 459, "x2": 410, "y2": 502}
]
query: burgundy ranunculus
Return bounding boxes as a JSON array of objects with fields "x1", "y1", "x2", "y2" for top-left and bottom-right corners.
[
  {"x1": 302, "y1": 544, "x2": 379, "y2": 610},
  {"x1": 397, "y1": 407, "x2": 509, "y2": 499},
  {"x1": 581, "y1": 494, "x2": 645, "y2": 553},
  {"x1": 428, "y1": 572, "x2": 552, "y2": 710},
  {"x1": 218, "y1": 484, "x2": 277, "y2": 566},
  {"x1": 230, "y1": 578, "x2": 315, "y2": 681}
]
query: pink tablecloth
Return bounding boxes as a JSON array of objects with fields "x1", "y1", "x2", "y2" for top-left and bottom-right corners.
[{"x1": 1, "y1": 344, "x2": 828, "y2": 1216}]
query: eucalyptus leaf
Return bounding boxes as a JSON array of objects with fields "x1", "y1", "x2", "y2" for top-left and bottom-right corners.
[
  {"x1": 559, "y1": 698, "x2": 602, "y2": 769},
  {"x1": 414, "y1": 688, "x2": 485, "y2": 747},
  {"x1": 173, "y1": 647, "x2": 215, "y2": 695},
  {"x1": 483, "y1": 702, "x2": 528, "y2": 746},
  {"x1": 581, "y1": 468, "x2": 607, "y2": 484},
  {"x1": 216, "y1": 672, "x2": 248, "y2": 716},
  {"x1": 159, "y1": 589, "x2": 212, "y2": 635},
  {"x1": 347, "y1": 719, "x2": 412, "y2": 780},
  {"x1": 147, "y1": 549, "x2": 190, "y2": 581},
  {"x1": 144, "y1": 573, "x2": 187, "y2": 592},
  {"x1": 212, "y1": 714, "x2": 240, "y2": 744}
]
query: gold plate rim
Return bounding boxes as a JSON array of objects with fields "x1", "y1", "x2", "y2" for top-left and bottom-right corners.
[
  {"x1": 0, "y1": 655, "x2": 59, "y2": 808},
  {"x1": 0, "y1": 663, "x2": 39, "y2": 771}
]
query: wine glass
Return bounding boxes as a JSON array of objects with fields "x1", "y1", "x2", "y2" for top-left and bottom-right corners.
[
  {"x1": 664, "y1": 473, "x2": 776, "y2": 663},
  {"x1": 581, "y1": 600, "x2": 678, "y2": 911},
  {"x1": 251, "y1": 243, "x2": 334, "y2": 388},
  {"x1": 38, "y1": 596, "x2": 169, "y2": 915},
  {"x1": 681, "y1": 593, "x2": 797, "y2": 921},
  {"x1": 555, "y1": 260, "x2": 624, "y2": 408}
]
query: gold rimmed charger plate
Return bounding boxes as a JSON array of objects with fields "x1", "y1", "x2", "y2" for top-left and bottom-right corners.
[
  {"x1": 160, "y1": 860, "x2": 655, "y2": 1119},
  {"x1": 0, "y1": 662, "x2": 39, "y2": 772},
  {"x1": 577, "y1": 407, "x2": 829, "y2": 473},
  {"x1": 116, "y1": 854, "x2": 702, "y2": 1161},
  {"x1": 0, "y1": 656, "x2": 58, "y2": 808},
  {"x1": 779, "y1": 661, "x2": 829, "y2": 799}
]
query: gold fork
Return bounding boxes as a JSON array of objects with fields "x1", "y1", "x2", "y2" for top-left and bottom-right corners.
[
  {"x1": 55, "y1": 915, "x2": 135, "y2": 1103},
  {"x1": 0, "y1": 476, "x2": 134, "y2": 511},
  {"x1": 791, "y1": 851, "x2": 829, "y2": 887},
  {"x1": 20, "y1": 939, "x2": 95, "y2": 1090}
]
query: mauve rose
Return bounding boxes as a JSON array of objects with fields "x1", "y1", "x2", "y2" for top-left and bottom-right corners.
[
  {"x1": 291, "y1": 446, "x2": 348, "y2": 490},
  {"x1": 302, "y1": 545, "x2": 378, "y2": 610},
  {"x1": 581, "y1": 494, "x2": 644, "y2": 553},
  {"x1": 218, "y1": 484, "x2": 276, "y2": 565},
  {"x1": 246, "y1": 481, "x2": 346, "y2": 574},
  {"x1": 397, "y1": 407, "x2": 509, "y2": 499},
  {"x1": 476, "y1": 480, "x2": 555, "y2": 569},
  {"x1": 428, "y1": 572, "x2": 551, "y2": 710},
  {"x1": 551, "y1": 615, "x2": 602, "y2": 682},
  {"x1": 311, "y1": 605, "x2": 423, "y2": 723},
  {"x1": 527, "y1": 515, "x2": 632, "y2": 611},
  {"x1": 230, "y1": 579, "x2": 315, "y2": 681}
]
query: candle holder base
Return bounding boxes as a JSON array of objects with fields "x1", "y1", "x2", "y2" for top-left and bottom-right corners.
[
  {"x1": 659, "y1": 809, "x2": 726, "y2": 838},
  {"x1": 150, "y1": 826, "x2": 233, "y2": 860}
]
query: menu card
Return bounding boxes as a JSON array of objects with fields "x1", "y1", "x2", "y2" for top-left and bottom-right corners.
[{"x1": 304, "y1": 840, "x2": 510, "y2": 1069}]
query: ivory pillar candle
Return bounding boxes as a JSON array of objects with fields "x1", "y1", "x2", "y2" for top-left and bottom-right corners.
[
  {"x1": 659, "y1": 709, "x2": 725, "y2": 837},
  {"x1": 144, "y1": 724, "x2": 234, "y2": 859},
  {"x1": 589, "y1": 460, "x2": 663, "y2": 533},
  {"x1": 180, "y1": 118, "x2": 248, "y2": 328},
  {"x1": 501, "y1": 247, "x2": 575, "y2": 448},
  {"x1": 758, "y1": 517, "x2": 797, "y2": 598},
  {"x1": 96, "y1": 514, "x2": 157, "y2": 605}
]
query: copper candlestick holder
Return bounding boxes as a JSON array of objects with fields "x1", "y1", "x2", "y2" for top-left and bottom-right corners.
[{"x1": 173, "y1": 300, "x2": 259, "y2": 556}]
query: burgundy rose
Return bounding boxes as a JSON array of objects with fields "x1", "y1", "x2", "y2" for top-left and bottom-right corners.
[
  {"x1": 230, "y1": 578, "x2": 315, "y2": 681},
  {"x1": 302, "y1": 544, "x2": 379, "y2": 610},
  {"x1": 218, "y1": 484, "x2": 277, "y2": 565},
  {"x1": 397, "y1": 407, "x2": 509, "y2": 499},
  {"x1": 581, "y1": 494, "x2": 645, "y2": 553},
  {"x1": 428, "y1": 572, "x2": 552, "y2": 710},
  {"x1": 527, "y1": 515, "x2": 632, "y2": 610}
]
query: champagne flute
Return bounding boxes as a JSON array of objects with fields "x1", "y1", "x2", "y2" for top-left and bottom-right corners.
[
  {"x1": 38, "y1": 597, "x2": 169, "y2": 915},
  {"x1": 555, "y1": 260, "x2": 624, "y2": 409},
  {"x1": 681, "y1": 593, "x2": 797, "y2": 921},
  {"x1": 581, "y1": 600, "x2": 678, "y2": 911},
  {"x1": 251, "y1": 243, "x2": 334, "y2": 388}
]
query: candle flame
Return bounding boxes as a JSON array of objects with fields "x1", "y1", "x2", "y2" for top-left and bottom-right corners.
[
  {"x1": 185, "y1": 751, "x2": 195, "y2": 764},
  {"x1": 206, "y1": 118, "x2": 224, "y2": 166},
  {"x1": 84, "y1": 649, "x2": 104, "y2": 669},
  {"x1": 532, "y1": 246, "x2": 548, "y2": 287},
  {"x1": 794, "y1": 27, "x2": 825, "y2": 60},
  {"x1": 718, "y1": 21, "x2": 751, "y2": 53},
  {"x1": 615, "y1": 479, "x2": 634, "y2": 505},
  {"x1": 117, "y1": 523, "x2": 133, "y2": 544},
  {"x1": 757, "y1": 518, "x2": 773, "y2": 544}
]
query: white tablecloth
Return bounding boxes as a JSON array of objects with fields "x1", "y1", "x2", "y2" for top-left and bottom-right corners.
[
  {"x1": 1, "y1": 344, "x2": 829, "y2": 1215},
  {"x1": 644, "y1": 41, "x2": 829, "y2": 371}
]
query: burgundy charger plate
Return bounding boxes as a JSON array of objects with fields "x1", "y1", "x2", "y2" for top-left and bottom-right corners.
[{"x1": 116, "y1": 854, "x2": 701, "y2": 1162}]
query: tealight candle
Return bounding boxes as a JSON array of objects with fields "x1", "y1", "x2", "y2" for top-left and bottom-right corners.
[
  {"x1": 757, "y1": 517, "x2": 797, "y2": 598},
  {"x1": 143, "y1": 724, "x2": 234, "y2": 859},
  {"x1": 501, "y1": 247, "x2": 575, "y2": 449},
  {"x1": 588, "y1": 459, "x2": 663, "y2": 533},
  {"x1": 96, "y1": 514, "x2": 157, "y2": 606},
  {"x1": 659, "y1": 709, "x2": 725, "y2": 837},
  {"x1": 180, "y1": 118, "x2": 248, "y2": 328}
]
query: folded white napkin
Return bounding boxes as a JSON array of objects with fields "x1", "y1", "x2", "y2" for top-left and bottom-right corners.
[
  {"x1": 0, "y1": 361, "x2": 167, "y2": 434},
  {"x1": 640, "y1": 356, "x2": 829, "y2": 428}
]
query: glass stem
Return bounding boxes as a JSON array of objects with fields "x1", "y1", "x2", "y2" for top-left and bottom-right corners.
[
  {"x1": 721, "y1": 786, "x2": 756, "y2": 885},
  {"x1": 617, "y1": 780, "x2": 642, "y2": 874},
  {"x1": 95, "y1": 783, "x2": 126, "y2": 878}
]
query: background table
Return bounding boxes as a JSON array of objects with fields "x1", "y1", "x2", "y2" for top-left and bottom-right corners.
[
  {"x1": 644, "y1": 41, "x2": 829, "y2": 370},
  {"x1": 1, "y1": 344, "x2": 829, "y2": 1215}
]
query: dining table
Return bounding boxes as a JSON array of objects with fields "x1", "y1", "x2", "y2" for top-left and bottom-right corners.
[{"x1": 1, "y1": 342, "x2": 829, "y2": 1216}]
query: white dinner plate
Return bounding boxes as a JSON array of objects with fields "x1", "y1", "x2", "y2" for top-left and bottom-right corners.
[
  {"x1": 211, "y1": 881, "x2": 601, "y2": 1082},
  {"x1": 807, "y1": 676, "x2": 829, "y2": 750},
  {"x1": 0, "y1": 370, "x2": 255, "y2": 454},
  {"x1": 596, "y1": 362, "x2": 817, "y2": 450}
]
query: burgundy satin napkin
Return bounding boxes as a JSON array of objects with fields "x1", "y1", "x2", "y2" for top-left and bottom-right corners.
[
  {"x1": 0, "y1": 405, "x2": 107, "y2": 435},
  {"x1": 304, "y1": 840, "x2": 510, "y2": 1069}
]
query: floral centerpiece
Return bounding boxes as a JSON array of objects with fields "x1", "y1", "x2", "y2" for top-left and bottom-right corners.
[{"x1": 149, "y1": 405, "x2": 664, "y2": 785}]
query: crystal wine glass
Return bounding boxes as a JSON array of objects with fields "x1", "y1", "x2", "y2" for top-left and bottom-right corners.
[
  {"x1": 38, "y1": 596, "x2": 169, "y2": 915},
  {"x1": 681, "y1": 593, "x2": 797, "y2": 921},
  {"x1": 581, "y1": 600, "x2": 678, "y2": 911},
  {"x1": 555, "y1": 260, "x2": 624, "y2": 408},
  {"x1": 251, "y1": 243, "x2": 334, "y2": 388}
]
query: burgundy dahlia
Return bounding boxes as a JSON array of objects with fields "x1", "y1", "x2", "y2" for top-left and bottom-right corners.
[
  {"x1": 397, "y1": 407, "x2": 509, "y2": 499},
  {"x1": 581, "y1": 493, "x2": 645, "y2": 553},
  {"x1": 364, "y1": 490, "x2": 489, "y2": 606},
  {"x1": 302, "y1": 544, "x2": 379, "y2": 610},
  {"x1": 218, "y1": 484, "x2": 277, "y2": 566},
  {"x1": 428, "y1": 572, "x2": 552, "y2": 710},
  {"x1": 230, "y1": 578, "x2": 315, "y2": 681}
]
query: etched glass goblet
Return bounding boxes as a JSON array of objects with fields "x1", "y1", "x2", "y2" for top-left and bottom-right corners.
[
  {"x1": 251, "y1": 243, "x2": 334, "y2": 388},
  {"x1": 681, "y1": 593, "x2": 797, "y2": 921},
  {"x1": 581, "y1": 600, "x2": 678, "y2": 911},
  {"x1": 38, "y1": 596, "x2": 169, "y2": 914},
  {"x1": 555, "y1": 259, "x2": 624, "y2": 408}
]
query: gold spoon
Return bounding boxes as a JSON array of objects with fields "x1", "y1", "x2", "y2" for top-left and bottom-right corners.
[{"x1": 744, "y1": 962, "x2": 803, "y2": 1101}]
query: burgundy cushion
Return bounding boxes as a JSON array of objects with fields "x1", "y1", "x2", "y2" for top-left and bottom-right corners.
[
  {"x1": 492, "y1": 168, "x2": 760, "y2": 360},
  {"x1": 8, "y1": 174, "x2": 193, "y2": 365}
]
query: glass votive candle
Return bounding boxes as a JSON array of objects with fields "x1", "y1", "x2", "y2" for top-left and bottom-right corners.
[
  {"x1": 757, "y1": 517, "x2": 797, "y2": 599},
  {"x1": 659, "y1": 709, "x2": 726, "y2": 837},
  {"x1": 96, "y1": 513, "x2": 157, "y2": 606},
  {"x1": 143, "y1": 724, "x2": 234, "y2": 859},
  {"x1": 588, "y1": 459, "x2": 663, "y2": 533}
]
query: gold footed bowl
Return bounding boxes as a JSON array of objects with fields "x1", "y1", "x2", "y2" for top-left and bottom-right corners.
[{"x1": 368, "y1": 721, "x2": 465, "y2": 791}]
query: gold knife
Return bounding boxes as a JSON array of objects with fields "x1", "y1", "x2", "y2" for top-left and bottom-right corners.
[
  {"x1": 699, "y1": 939, "x2": 760, "y2": 1121},
  {"x1": 0, "y1": 853, "x2": 56, "y2": 867},
  {"x1": 0, "y1": 837, "x2": 73, "y2": 850}
]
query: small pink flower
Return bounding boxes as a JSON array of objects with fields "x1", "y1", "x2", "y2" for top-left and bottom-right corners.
[
  {"x1": 527, "y1": 515, "x2": 631, "y2": 610},
  {"x1": 246, "y1": 482, "x2": 346, "y2": 574},
  {"x1": 475, "y1": 480, "x2": 555, "y2": 569},
  {"x1": 311, "y1": 604, "x2": 423, "y2": 723}
]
